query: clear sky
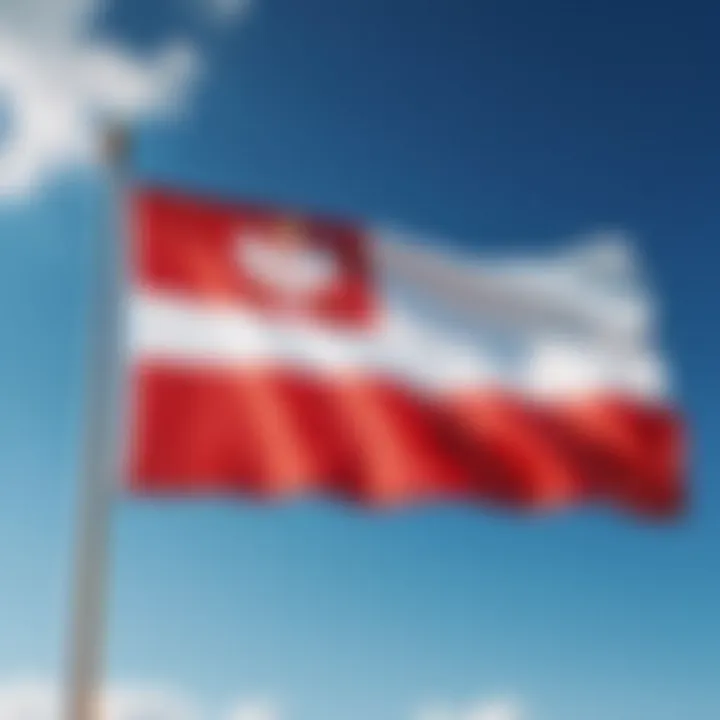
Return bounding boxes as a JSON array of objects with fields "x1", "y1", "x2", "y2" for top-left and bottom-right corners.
[{"x1": 0, "y1": 0, "x2": 718, "y2": 718}]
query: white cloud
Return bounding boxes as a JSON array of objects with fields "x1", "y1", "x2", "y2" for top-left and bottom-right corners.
[
  {"x1": 207, "y1": 0, "x2": 254, "y2": 23},
  {"x1": 0, "y1": 680, "x2": 288, "y2": 719},
  {"x1": 225, "y1": 699, "x2": 281, "y2": 720},
  {"x1": 0, "y1": 0, "x2": 95, "y2": 43},
  {"x1": 0, "y1": 0, "x2": 203, "y2": 199},
  {"x1": 416, "y1": 698, "x2": 525, "y2": 720},
  {"x1": 0, "y1": 679, "x2": 200, "y2": 719},
  {"x1": 104, "y1": 684, "x2": 201, "y2": 720},
  {"x1": 0, "y1": 680, "x2": 56, "y2": 719},
  {"x1": 0, "y1": 683, "x2": 525, "y2": 720}
]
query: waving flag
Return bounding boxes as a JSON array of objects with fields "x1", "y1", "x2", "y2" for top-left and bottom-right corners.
[{"x1": 126, "y1": 188, "x2": 683, "y2": 516}]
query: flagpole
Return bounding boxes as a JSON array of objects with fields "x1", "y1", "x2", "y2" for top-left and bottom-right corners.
[{"x1": 64, "y1": 125, "x2": 130, "y2": 720}]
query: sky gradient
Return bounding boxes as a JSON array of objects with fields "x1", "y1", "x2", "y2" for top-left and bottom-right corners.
[{"x1": 0, "y1": 1, "x2": 718, "y2": 718}]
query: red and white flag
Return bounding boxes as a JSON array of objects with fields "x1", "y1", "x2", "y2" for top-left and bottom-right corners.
[{"x1": 126, "y1": 188, "x2": 684, "y2": 516}]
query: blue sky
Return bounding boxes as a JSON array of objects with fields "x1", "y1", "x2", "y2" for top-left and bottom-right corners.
[{"x1": 0, "y1": 0, "x2": 718, "y2": 718}]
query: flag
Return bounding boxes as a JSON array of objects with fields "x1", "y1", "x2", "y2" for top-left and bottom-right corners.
[{"x1": 126, "y1": 188, "x2": 683, "y2": 516}]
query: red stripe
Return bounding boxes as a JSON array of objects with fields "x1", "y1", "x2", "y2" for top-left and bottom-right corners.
[{"x1": 128, "y1": 364, "x2": 684, "y2": 517}]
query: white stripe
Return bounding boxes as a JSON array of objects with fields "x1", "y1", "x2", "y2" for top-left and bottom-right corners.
[
  {"x1": 374, "y1": 230, "x2": 654, "y2": 347},
  {"x1": 128, "y1": 291, "x2": 668, "y2": 400}
]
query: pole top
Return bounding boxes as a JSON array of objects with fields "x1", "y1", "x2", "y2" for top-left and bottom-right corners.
[{"x1": 102, "y1": 124, "x2": 132, "y2": 172}]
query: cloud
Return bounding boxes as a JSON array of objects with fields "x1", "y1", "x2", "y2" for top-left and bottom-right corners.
[
  {"x1": 104, "y1": 684, "x2": 201, "y2": 720},
  {"x1": 225, "y1": 699, "x2": 281, "y2": 720},
  {"x1": 0, "y1": 679, "x2": 200, "y2": 719},
  {"x1": 0, "y1": 683, "x2": 524, "y2": 720},
  {"x1": 0, "y1": 680, "x2": 56, "y2": 719},
  {"x1": 0, "y1": 0, "x2": 204, "y2": 199},
  {"x1": 206, "y1": 0, "x2": 254, "y2": 24},
  {"x1": 0, "y1": 681, "x2": 286, "y2": 719},
  {"x1": 416, "y1": 698, "x2": 525, "y2": 720}
]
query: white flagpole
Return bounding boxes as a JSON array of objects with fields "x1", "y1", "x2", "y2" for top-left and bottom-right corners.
[{"x1": 64, "y1": 126, "x2": 130, "y2": 720}]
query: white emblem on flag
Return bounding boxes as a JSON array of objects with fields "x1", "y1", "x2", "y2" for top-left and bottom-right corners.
[{"x1": 236, "y1": 223, "x2": 339, "y2": 299}]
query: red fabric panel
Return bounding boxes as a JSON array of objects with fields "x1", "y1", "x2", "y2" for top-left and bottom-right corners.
[{"x1": 128, "y1": 363, "x2": 684, "y2": 518}]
